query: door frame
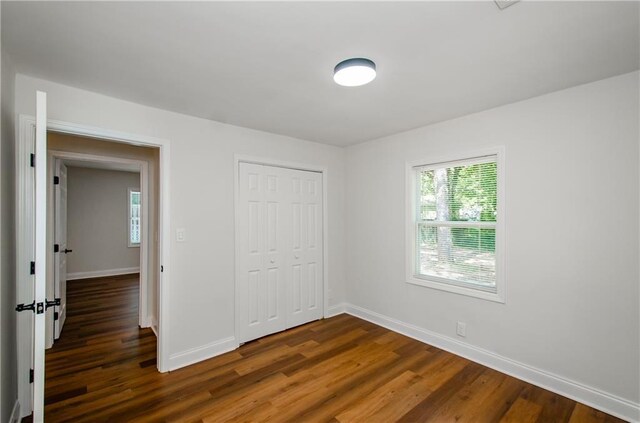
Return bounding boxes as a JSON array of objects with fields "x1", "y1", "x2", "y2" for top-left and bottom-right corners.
[
  {"x1": 16, "y1": 115, "x2": 172, "y2": 418},
  {"x1": 233, "y1": 154, "x2": 329, "y2": 343},
  {"x1": 47, "y1": 150, "x2": 151, "y2": 343}
]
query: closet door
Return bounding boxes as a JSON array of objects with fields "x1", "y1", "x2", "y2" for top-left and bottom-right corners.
[
  {"x1": 237, "y1": 163, "x2": 288, "y2": 343},
  {"x1": 286, "y1": 168, "x2": 323, "y2": 328}
]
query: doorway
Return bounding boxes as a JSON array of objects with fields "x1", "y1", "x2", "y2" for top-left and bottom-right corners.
[
  {"x1": 47, "y1": 148, "x2": 152, "y2": 346},
  {"x1": 235, "y1": 159, "x2": 327, "y2": 344},
  {"x1": 15, "y1": 110, "x2": 171, "y2": 420}
]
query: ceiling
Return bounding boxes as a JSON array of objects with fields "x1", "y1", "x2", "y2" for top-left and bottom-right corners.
[
  {"x1": 3, "y1": 1, "x2": 638, "y2": 146},
  {"x1": 63, "y1": 159, "x2": 140, "y2": 173}
]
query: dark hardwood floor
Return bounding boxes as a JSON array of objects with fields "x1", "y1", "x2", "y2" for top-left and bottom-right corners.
[{"x1": 30, "y1": 274, "x2": 624, "y2": 422}]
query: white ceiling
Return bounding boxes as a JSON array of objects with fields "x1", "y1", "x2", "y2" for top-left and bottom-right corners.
[
  {"x1": 3, "y1": 1, "x2": 638, "y2": 146},
  {"x1": 63, "y1": 159, "x2": 140, "y2": 173}
]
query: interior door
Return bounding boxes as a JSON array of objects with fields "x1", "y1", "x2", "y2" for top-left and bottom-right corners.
[
  {"x1": 33, "y1": 90, "x2": 48, "y2": 422},
  {"x1": 286, "y1": 168, "x2": 323, "y2": 328},
  {"x1": 54, "y1": 159, "x2": 68, "y2": 339},
  {"x1": 237, "y1": 162, "x2": 287, "y2": 343}
]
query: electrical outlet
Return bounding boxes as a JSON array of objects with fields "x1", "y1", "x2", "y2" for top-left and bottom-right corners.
[
  {"x1": 456, "y1": 321, "x2": 467, "y2": 337},
  {"x1": 176, "y1": 228, "x2": 186, "y2": 242}
]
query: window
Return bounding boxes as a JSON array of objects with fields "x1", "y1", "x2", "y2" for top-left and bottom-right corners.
[
  {"x1": 407, "y1": 149, "x2": 504, "y2": 302},
  {"x1": 128, "y1": 188, "x2": 141, "y2": 247}
]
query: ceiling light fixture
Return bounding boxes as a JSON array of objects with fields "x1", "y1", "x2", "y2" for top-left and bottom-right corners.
[{"x1": 333, "y1": 58, "x2": 376, "y2": 87}]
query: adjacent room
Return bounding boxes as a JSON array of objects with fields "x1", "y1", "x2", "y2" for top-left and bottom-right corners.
[{"x1": 0, "y1": 1, "x2": 638, "y2": 423}]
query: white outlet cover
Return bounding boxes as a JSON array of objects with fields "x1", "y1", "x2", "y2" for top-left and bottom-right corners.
[
  {"x1": 176, "y1": 228, "x2": 186, "y2": 242},
  {"x1": 456, "y1": 322, "x2": 467, "y2": 337},
  {"x1": 495, "y1": 0, "x2": 520, "y2": 10}
]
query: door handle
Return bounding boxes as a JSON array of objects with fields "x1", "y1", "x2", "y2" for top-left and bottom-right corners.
[{"x1": 63, "y1": 249, "x2": 73, "y2": 254}]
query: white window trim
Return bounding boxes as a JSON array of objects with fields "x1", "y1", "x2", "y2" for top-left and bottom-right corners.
[
  {"x1": 405, "y1": 146, "x2": 506, "y2": 303},
  {"x1": 128, "y1": 187, "x2": 141, "y2": 248}
]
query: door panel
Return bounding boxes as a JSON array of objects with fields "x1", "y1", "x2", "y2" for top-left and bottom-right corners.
[
  {"x1": 33, "y1": 90, "x2": 48, "y2": 422},
  {"x1": 54, "y1": 160, "x2": 68, "y2": 339},
  {"x1": 237, "y1": 163, "x2": 287, "y2": 343},
  {"x1": 286, "y1": 169, "x2": 323, "y2": 328}
]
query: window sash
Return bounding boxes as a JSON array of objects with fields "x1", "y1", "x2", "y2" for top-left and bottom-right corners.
[
  {"x1": 129, "y1": 189, "x2": 141, "y2": 246},
  {"x1": 413, "y1": 157, "x2": 498, "y2": 292}
]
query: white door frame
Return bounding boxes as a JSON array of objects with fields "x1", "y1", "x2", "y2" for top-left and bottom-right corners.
[
  {"x1": 47, "y1": 149, "x2": 150, "y2": 339},
  {"x1": 234, "y1": 154, "x2": 329, "y2": 343},
  {"x1": 16, "y1": 115, "x2": 172, "y2": 418}
]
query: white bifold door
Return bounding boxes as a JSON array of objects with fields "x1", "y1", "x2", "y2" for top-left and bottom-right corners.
[{"x1": 237, "y1": 163, "x2": 323, "y2": 343}]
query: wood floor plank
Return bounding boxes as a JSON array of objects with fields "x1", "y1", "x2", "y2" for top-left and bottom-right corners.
[{"x1": 24, "y1": 274, "x2": 626, "y2": 423}]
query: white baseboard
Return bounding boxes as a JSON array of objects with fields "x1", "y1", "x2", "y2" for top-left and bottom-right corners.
[
  {"x1": 326, "y1": 303, "x2": 346, "y2": 318},
  {"x1": 9, "y1": 400, "x2": 20, "y2": 423},
  {"x1": 342, "y1": 303, "x2": 639, "y2": 423},
  {"x1": 66, "y1": 267, "x2": 140, "y2": 280},
  {"x1": 168, "y1": 336, "x2": 238, "y2": 371}
]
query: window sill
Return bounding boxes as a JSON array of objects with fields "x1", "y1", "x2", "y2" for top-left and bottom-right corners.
[
  {"x1": 407, "y1": 275, "x2": 505, "y2": 303},
  {"x1": 128, "y1": 243, "x2": 140, "y2": 248}
]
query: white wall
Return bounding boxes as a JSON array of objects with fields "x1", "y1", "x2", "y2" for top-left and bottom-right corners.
[
  {"x1": 14, "y1": 73, "x2": 347, "y2": 366},
  {"x1": 345, "y1": 72, "x2": 639, "y2": 410},
  {"x1": 1, "y1": 42, "x2": 18, "y2": 422},
  {"x1": 66, "y1": 167, "x2": 140, "y2": 276}
]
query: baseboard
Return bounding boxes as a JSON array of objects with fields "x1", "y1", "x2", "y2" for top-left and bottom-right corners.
[
  {"x1": 326, "y1": 303, "x2": 346, "y2": 318},
  {"x1": 343, "y1": 303, "x2": 639, "y2": 423},
  {"x1": 9, "y1": 399, "x2": 20, "y2": 423},
  {"x1": 66, "y1": 267, "x2": 140, "y2": 280},
  {"x1": 168, "y1": 336, "x2": 238, "y2": 371}
]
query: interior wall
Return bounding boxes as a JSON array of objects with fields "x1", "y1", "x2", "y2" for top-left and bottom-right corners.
[
  {"x1": 16, "y1": 74, "x2": 347, "y2": 365},
  {"x1": 345, "y1": 71, "x2": 639, "y2": 405},
  {"x1": 48, "y1": 133, "x2": 159, "y2": 329},
  {"x1": 65, "y1": 167, "x2": 140, "y2": 277},
  {"x1": 0, "y1": 41, "x2": 18, "y2": 421}
]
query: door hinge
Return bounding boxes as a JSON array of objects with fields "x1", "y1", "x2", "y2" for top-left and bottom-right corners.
[
  {"x1": 30, "y1": 154, "x2": 35, "y2": 167},
  {"x1": 36, "y1": 302, "x2": 44, "y2": 314},
  {"x1": 16, "y1": 301, "x2": 35, "y2": 313},
  {"x1": 160, "y1": 265, "x2": 164, "y2": 273},
  {"x1": 54, "y1": 311, "x2": 59, "y2": 321},
  {"x1": 30, "y1": 261, "x2": 35, "y2": 275},
  {"x1": 46, "y1": 298, "x2": 61, "y2": 310},
  {"x1": 53, "y1": 175, "x2": 60, "y2": 185},
  {"x1": 54, "y1": 244, "x2": 59, "y2": 253},
  {"x1": 29, "y1": 369, "x2": 34, "y2": 384}
]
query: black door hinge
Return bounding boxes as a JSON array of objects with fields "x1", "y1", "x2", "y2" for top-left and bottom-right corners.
[
  {"x1": 53, "y1": 175, "x2": 60, "y2": 185},
  {"x1": 29, "y1": 369, "x2": 34, "y2": 383},
  {"x1": 46, "y1": 298, "x2": 60, "y2": 310},
  {"x1": 16, "y1": 301, "x2": 35, "y2": 313},
  {"x1": 54, "y1": 311, "x2": 59, "y2": 321},
  {"x1": 30, "y1": 261, "x2": 35, "y2": 275},
  {"x1": 36, "y1": 302, "x2": 44, "y2": 314},
  {"x1": 160, "y1": 265, "x2": 164, "y2": 273},
  {"x1": 54, "y1": 244, "x2": 59, "y2": 253},
  {"x1": 30, "y1": 154, "x2": 35, "y2": 167}
]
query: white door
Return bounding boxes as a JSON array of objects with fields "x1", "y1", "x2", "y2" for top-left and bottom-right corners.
[
  {"x1": 285, "y1": 168, "x2": 323, "y2": 328},
  {"x1": 54, "y1": 159, "x2": 68, "y2": 339},
  {"x1": 237, "y1": 163, "x2": 288, "y2": 343},
  {"x1": 33, "y1": 90, "x2": 48, "y2": 422},
  {"x1": 237, "y1": 163, "x2": 323, "y2": 343}
]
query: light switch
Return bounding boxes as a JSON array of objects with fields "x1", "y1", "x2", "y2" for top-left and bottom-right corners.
[{"x1": 176, "y1": 228, "x2": 186, "y2": 242}]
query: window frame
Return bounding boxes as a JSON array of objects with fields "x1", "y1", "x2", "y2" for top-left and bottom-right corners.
[
  {"x1": 128, "y1": 187, "x2": 141, "y2": 248},
  {"x1": 405, "y1": 147, "x2": 506, "y2": 303}
]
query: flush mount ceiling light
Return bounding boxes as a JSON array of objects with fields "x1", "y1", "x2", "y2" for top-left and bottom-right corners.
[{"x1": 333, "y1": 58, "x2": 376, "y2": 87}]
